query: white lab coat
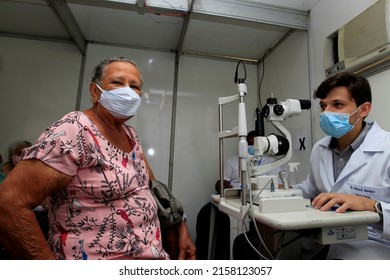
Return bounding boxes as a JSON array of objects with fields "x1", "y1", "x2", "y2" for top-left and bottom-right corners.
[{"x1": 296, "y1": 121, "x2": 390, "y2": 259}]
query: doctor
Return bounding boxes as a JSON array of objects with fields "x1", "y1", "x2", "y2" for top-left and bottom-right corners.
[{"x1": 296, "y1": 72, "x2": 390, "y2": 259}]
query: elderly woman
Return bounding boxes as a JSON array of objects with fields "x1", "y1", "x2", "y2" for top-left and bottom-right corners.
[{"x1": 0, "y1": 57, "x2": 196, "y2": 260}]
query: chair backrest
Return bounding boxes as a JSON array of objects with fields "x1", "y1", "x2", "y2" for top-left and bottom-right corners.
[{"x1": 195, "y1": 202, "x2": 230, "y2": 260}]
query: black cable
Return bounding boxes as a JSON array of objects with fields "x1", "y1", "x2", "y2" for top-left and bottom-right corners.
[
  {"x1": 234, "y1": 60, "x2": 247, "y2": 84},
  {"x1": 257, "y1": 49, "x2": 271, "y2": 109},
  {"x1": 273, "y1": 231, "x2": 305, "y2": 258}
]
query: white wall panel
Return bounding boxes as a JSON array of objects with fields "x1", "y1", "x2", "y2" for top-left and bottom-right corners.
[
  {"x1": 174, "y1": 56, "x2": 258, "y2": 239},
  {"x1": 366, "y1": 72, "x2": 390, "y2": 131},
  {"x1": 257, "y1": 30, "x2": 311, "y2": 184},
  {"x1": 0, "y1": 36, "x2": 81, "y2": 158}
]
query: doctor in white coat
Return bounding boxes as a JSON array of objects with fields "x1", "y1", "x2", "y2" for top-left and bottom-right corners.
[{"x1": 296, "y1": 72, "x2": 390, "y2": 259}]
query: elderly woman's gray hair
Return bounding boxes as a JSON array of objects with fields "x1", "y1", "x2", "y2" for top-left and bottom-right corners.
[{"x1": 91, "y1": 57, "x2": 143, "y2": 86}]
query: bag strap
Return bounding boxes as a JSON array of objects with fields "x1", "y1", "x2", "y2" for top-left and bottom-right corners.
[
  {"x1": 169, "y1": 198, "x2": 180, "y2": 220},
  {"x1": 149, "y1": 179, "x2": 183, "y2": 221}
]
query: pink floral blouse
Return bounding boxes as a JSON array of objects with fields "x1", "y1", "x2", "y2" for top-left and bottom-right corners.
[{"x1": 22, "y1": 111, "x2": 169, "y2": 260}]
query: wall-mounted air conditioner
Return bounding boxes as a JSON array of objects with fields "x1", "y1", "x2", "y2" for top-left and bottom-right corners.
[{"x1": 324, "y1": 0, "x2": 390, "y2": 77}]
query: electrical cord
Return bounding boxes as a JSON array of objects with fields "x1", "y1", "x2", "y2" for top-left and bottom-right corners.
[
  {"x1": 241, "y1": 160, "x2": 305, "y2": 260},
  {"x1": 273, "y1": 231, "x2": 286, "y2": 259},
  {"x1": 257, "y1": 48, "x2": 271, "y2": 109},
  {"x1": 273, "y1": 231, "x2": 304, "y2": 258},
  {"x1": 241, "y1": 164, "x2": 275, "y2": 260},
  {"x1": 234, "y1": 60, "x2": 247, "y2": 84}
]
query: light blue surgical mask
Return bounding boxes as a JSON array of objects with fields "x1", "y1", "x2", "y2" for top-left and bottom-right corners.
[
  {"x1": 96, "y1": 84, "x2": 141, "y2": 119},
  {"x1": 248, "y1": 145, "x2": 255, "y2": 155},
  {"x1": 319, "y1": 106, "x2": 361, "y2": 138}
]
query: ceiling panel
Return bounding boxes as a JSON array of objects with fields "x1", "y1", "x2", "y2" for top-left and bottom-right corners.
[
  {"x1": 183, "y1": 14, "x2": 289, "y2": 60},
  {"x1": 0, "y1": 0, "x2": 69, "y2": 40},
  {"x1": 244, "y1": 0, "x2": 320, "y2": 11},
  {"x1": 0, "y1": 0, "x2": 318, "y2": 62},
  {"x1": 69, "y1": 3, "x2": 183, "y2": 51}
]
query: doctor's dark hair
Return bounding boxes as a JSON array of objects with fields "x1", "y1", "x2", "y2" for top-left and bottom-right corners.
[
  {"x1": 247, "y1": 130, "x2": 256, "y2": 145},
  {"x1": 91, "y1": 56, "x2": 143, "y2": 86},
  {"x1": 314, "y1": 72, "x2": 372, "y2": 106}
]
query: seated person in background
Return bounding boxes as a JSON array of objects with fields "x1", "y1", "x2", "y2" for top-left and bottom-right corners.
[
  {"x1": 0, "y1": 154, "x2": 5, "y2": 184},
  {"x1": 0, "y1": 166, "x2": 10, "y2": 257},
  {"x1": 1, "y1": 140, "x2": 47, "y2": 212},
  {"x1": 196, "y1": 130, "x2": 281, "y2": 259},
  {"x1": 216, "y1": 130, "x2": 282, "y2": 194},
  {"x1": 1, "y1": 140, "x2": 32, "y2": 176},
  {"x1": 227, "y1": 132, "x2": 286, "y2": 260}
]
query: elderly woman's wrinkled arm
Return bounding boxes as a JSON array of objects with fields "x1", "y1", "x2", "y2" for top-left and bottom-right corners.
[{"x1": 0, "y1": 159, "x2": 72, "y2": 259}]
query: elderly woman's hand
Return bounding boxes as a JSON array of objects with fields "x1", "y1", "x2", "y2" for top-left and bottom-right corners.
[{"x1": 177, "y1": 221, "x2": 196, "y2": 260}]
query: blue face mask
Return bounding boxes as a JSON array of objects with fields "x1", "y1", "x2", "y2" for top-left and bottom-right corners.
[
  {"x1": 96, "y1": 84, "x2": 141, "y2": 119},
  {"x1": 319, "y1": 106, "x2": 361, "y2": 138},
  {"x1": 248, "y1": 145, "x2": 255, "y2": 155}
]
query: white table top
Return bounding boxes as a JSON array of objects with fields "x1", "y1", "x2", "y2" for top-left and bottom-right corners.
[{"x1": 211, "y1": 194, "x2": 380, "y2": 230}]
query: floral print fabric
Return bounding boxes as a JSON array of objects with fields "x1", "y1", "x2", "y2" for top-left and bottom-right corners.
[{"x1": 22, "y1": 111, "x2": 168, "y2": 260}]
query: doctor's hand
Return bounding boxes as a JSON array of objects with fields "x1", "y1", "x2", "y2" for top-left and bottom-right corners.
[{"x1": 312, "y1": 192, "x2": 376, "y2": 213}]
